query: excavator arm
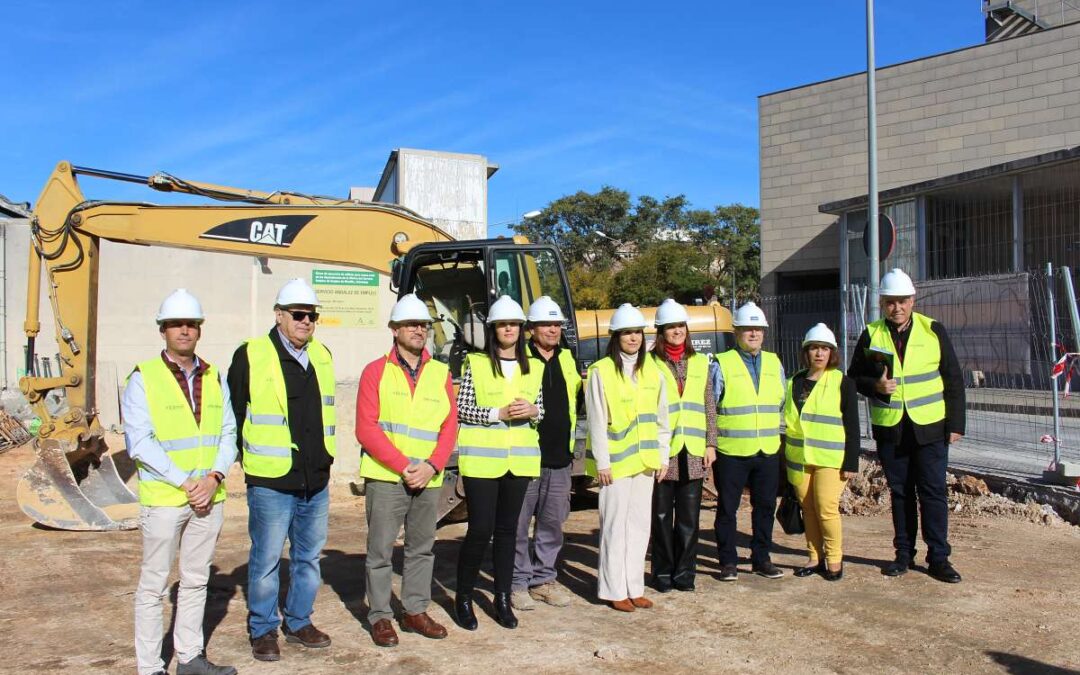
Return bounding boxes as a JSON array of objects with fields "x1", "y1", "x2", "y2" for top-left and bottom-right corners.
[{"x1": 18, "y1": 161, "x2": 452, "y2": 530}]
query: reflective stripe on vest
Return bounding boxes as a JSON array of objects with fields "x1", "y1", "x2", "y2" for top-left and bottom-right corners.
[
  {"x1": 868, "y1": 312, "x2": 946, "y2": 427},
  {"x1": 784, "y1": 368, "x2": 846, "y2": 485},
  {"x1": 359, "y1": 354, "x2": 450, "y2": 488},
  {"x1": 556, "y1": 349, "x2": 582, "y2": 456},
  {"x1": 585, "y1": 356, "x2": 662, "y2": 480},
  {"x1": 654, "y1": 352, "x2": 709, "y2": 457},
  {"x1": 456, "y1": 353, "x2": 543, "y2": 478},
  {"x1": 134, "y1": 357, "x2": 226, "y2": 507},
  {"x1": 715, "y1": 349, "x2": 784, "y2": 457},
  {"x1": 241, "y1": 336, "x2": 337, "y2": 478}
]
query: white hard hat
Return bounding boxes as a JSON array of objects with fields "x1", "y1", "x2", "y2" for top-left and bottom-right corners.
[
  {"x1": 275, "y1": 278, "x2": 320, "y2": 307},
  {"x1": 609, "y1": 303, "x2": 647, "y2": 332},
  {"x1": 654, "y1": 298, "x2": 689, "y2": 327},
  {"x1": 486, "y1": 295, "x2": 527, "y2": 323},
  {"x1": 880, "y1": 268, "x2": 916, "y2": 297},
  {"x1": 527, "y1": 295, "x2": 566, "y2": 323},
  {"x1": 389, "y1": 293, "x2": 433, "y2": 324},
  {"x1": 732, "y1": 301, "x2": 769, "y2": 328},
  {"x1": 802, "y1": 322, "x2": 838, "y2": 349},
  {"x1": 156, "y1": 289, "x2": 204, "y2": 324}
]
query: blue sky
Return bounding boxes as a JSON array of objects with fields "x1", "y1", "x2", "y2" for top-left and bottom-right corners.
[{"x1": 2, "y1": 1, "x2": 984, "y2": 235}]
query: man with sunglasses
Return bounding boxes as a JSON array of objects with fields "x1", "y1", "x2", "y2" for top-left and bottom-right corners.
[
  {"x1": 355, "y1": 293, "x2": 457, "y2": 647},
  {"x1": 227, "y1": 278, "x2": 337, "y2": 662},
  {"x1": 124, "y1": 289, "x2": 237, "y2": 675}
]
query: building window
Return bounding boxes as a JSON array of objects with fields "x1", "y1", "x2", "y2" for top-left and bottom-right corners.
[
  {"x1": 925, "y1": 176, "x2": 1012, "y2": 279},
  {"x1": 1023, "y1": 161, "x2": 1080, "y2": 271}
]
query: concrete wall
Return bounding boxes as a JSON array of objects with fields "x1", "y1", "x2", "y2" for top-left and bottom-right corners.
[
  {"x1": 758, "y1": 21, "x2": 1080, "y2": 294},
  {"x1": 376, "y1": 148, "x2": 492, "y2": 240},
  {"x1": 2, "y1": 222, "x2": 396, "y2": 482}
]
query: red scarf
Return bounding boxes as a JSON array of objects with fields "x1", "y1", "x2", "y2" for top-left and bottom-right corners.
[{"x1": 663, "y1": 343, "x2": 686, "y2": 394}]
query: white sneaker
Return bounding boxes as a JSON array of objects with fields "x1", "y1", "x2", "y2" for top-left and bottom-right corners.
[
  {"x1": 529, "y1": 582, "x2": 572, "y2": 607},
  {"x1": 511, "y1": 589, "x2": 536, "y2": 610}
]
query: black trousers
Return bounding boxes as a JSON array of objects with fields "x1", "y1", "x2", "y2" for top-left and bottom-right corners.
[
  {"x1": 713, "y1": 451, "x2": 780, "y2": 567},
  {"x1": 651, "y1": 450, "x2": 703, "y2": 586},
  {"x1": 457, "y1": 473, "x2": 531, "y2": 594},
  {"x1": 877, "y1": 424, "x2": 951, "y2": 564}
]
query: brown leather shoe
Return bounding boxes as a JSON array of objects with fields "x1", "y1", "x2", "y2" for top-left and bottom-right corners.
[
  {"x1": 283, "y1": 623, "x2": 331, "y2": 648},
  {"x1": 610, "y1": 599, "x2": 636, "y2": 612},
  {"x1": 370, "y1": 618, "x2": 399, "y2": 647},
  {"x1": 401, "y1": 612, "x2": 448, "y2": 639},
  {"x1": 251, "y1": 631, "x2": 281, "y2": 662},
  {"x1": 630, "y1": 596, "x2": 653, "y2": 609}
]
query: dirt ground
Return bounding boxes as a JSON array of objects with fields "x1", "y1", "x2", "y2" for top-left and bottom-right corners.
[{"x1": 1, "y1": 440, "x2": 1078, "y2": 675}]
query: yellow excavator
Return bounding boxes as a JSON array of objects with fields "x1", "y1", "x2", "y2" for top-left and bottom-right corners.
[{"x1": 17, "y1": 161, "x2": 733, "y2": 531}]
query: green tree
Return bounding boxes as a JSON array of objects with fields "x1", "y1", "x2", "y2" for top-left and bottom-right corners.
[
  {"x1": 512, "y1": 187, "x2": 759, "y2": 307},
  {"x1": 511, "y1": 186, "x2": 632, "y2": 269},
  {"x1": 687, "y1": 203, "x2": 760, "y2": 302},
  {"x1": 610, "y1": 242, "x2": 710, "y2": 307},
  {"x1": 566, "y1": 264, "x2": 612, "y2": 310}
]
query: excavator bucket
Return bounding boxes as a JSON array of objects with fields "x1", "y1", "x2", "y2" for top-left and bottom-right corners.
[{"x1": 16, "y1": 436, "x2": 139, "y2": 531}]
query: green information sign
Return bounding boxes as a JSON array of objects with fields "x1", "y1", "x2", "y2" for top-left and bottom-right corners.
[
  {"x1": 311, "y1": 268, "x2": 381, "y2": 328},
  {"x1": 311, "y1": 269, "x2": 379, "y2": 286}
]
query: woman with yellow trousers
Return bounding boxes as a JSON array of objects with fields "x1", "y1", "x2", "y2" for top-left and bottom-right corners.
[
  {"x1": 585, "y1": 303, "x2": 671, "y2": 612},
  {"x1": 455, "y1": 295, "x2": 544, "y2": 630},
  {"x1": 649, "y1": 299, "x2": 717, "y2": 593},
  {"x1": 784, "y1": 323, "x2": 861, "y2": 581}
]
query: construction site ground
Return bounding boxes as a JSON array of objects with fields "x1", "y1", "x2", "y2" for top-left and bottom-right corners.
[{"x1": 1, "y1": 440, "x2": 1078, "y2": 674}]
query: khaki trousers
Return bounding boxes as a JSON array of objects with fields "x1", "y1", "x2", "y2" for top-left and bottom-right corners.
[
  {"x1": 597, "y1": 471, "x2": 654, "y2": 601},
  {"x1": 364, "y1": 480, "x2": 438, "y2": 624},
  {"x1": 792, "y1": 466, "x2": 847, "y2": 564},
  {"x1": 134, "y1": 502, "x2": 224, "y2": 675}
]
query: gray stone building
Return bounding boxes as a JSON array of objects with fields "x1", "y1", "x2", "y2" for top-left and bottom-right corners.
[{"x1": 758, "y1": 9, "x2": 1080, "y2": 297}]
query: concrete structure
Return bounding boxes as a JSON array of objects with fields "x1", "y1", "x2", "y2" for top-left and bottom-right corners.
[
  {"x1": 758, "y1": 17, "x2": 1080, "y2": 296},
  {"x1": 3, "y1": 148, "x2": 497, "y2": 481},
  {"x1": 374, "y1": 148, "x2": 498, "y2": 240},
  {"x1": 0, "y1": 195, "x2": 31, "y2": 393}
]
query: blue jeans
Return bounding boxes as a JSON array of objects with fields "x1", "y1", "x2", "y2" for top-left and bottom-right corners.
[{"x1": 247, "y1": 485, "x2": 329, "y2": 638}]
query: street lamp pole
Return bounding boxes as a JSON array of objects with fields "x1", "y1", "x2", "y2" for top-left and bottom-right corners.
[{"x1": 867, "y1": 0, "x2": 880, "y2": 322}]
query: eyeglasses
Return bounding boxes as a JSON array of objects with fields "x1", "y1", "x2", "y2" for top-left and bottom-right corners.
[
  {"x1": 287, "y1": 310, "x2": 319, "y2": 323},
  {"x1": 399, "y1": 322, "x2": 430, "y2": 331},
  {"x1": 162, "y1": 320, "x2": 202, "y2": 330}
]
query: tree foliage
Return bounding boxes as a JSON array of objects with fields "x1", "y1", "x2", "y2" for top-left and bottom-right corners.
[{"x1": 511, "y1": 187, "x2": 760, "y2": 308}]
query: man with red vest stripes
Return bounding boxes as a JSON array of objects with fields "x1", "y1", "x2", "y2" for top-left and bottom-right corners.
[{"x1": 355, "y1": 293, "x2": 457, "y2": 647}]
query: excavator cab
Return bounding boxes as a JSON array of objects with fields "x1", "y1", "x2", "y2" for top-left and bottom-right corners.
[
  {"x1": 392, "y1": 238, "x2": 581, "y2": 521},
  {"x1": 393, "y1": 238, "x2": 579, "y2": 377}
]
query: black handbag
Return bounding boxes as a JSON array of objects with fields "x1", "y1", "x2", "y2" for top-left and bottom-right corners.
[{"x1": 776, "y1": 482, "x2": 805, "y2": 535}]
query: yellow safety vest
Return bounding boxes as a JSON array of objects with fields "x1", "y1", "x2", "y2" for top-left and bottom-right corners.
[
  {"x1": 553, "y1": 348, "x2": 582, "y2": 455},
  {"x1": 868, "y1": 312, "x2": 946, "y2": 427},
  {"x1": 359, "y1": 354, "x2": 450, "y2": 488},
  {"x1": 134, "y1": 356, "x2": 226, "y2": 507},
  {"x1": 241, "y1": 336, "x2": 337, "y2": 478},
  {"x1": 653, "y1": 352, "x2": 709, "y2": 458},
  {"x1": 715, "y1": 349, "x2": 784, "y2": 457},
  {"x1": 585, "y1": 356, "x2": 662, "y2": 480},
  {"x1": 784, "y1": 368, "x2": 846, "y2": 485},
  {"x1": 457, "y1": 353, "x2": 544, "y2": 478}
]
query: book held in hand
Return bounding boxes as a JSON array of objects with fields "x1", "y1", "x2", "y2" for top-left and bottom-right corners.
[{"x1": 864, "y1": 346, "x2": 895, "y2": 379}]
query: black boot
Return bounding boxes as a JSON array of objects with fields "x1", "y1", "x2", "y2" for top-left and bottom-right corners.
[
  {"x1": 493, "y1": 592, "x2": 518, "y2": 629},
  {"x1": 454, "y1": 594, "x2": 478, "y2": 631}
]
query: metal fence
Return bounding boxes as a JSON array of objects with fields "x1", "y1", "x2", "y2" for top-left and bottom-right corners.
[{"x1": 761, "y1": 267, "x2": 1080, "y2": 481}]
